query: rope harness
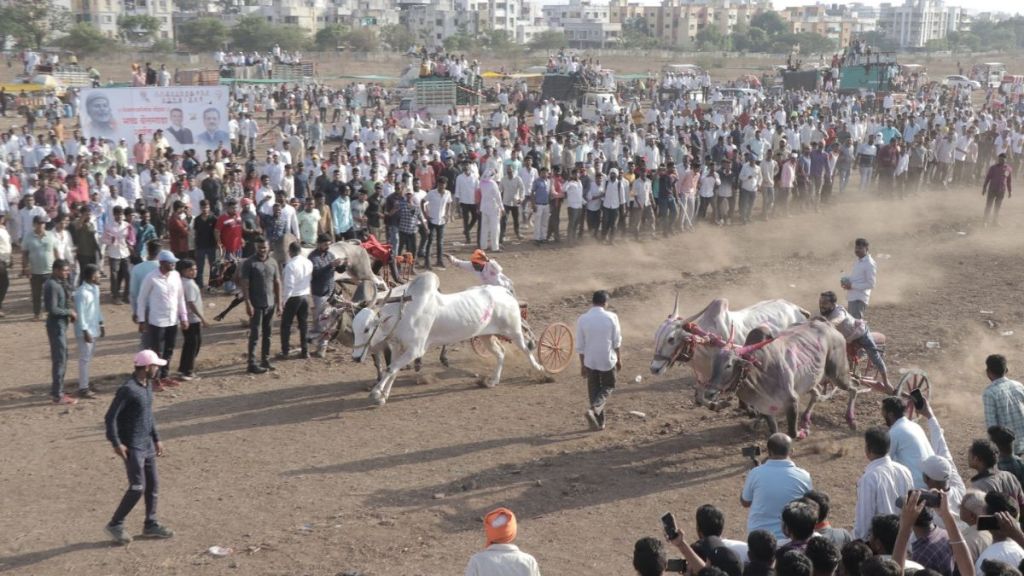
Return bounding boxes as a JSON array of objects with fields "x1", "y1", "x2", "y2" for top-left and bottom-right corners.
[{"x1": 352, "y1": 287, "x2": 413, "y2": 358}]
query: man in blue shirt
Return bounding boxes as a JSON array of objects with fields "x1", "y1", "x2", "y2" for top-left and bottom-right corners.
[{"x1": 741, "y1": 433, "x2": 814, "y2": 539}]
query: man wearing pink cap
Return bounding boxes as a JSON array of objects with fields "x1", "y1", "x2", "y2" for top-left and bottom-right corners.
[{"x1": 102, "y1": 349, "x2": 175, "y2": 545}]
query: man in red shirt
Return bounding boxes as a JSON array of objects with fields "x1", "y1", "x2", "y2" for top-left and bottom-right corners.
[
  {"x1": 982, "y1": 153, "x2": 1012, "y2": 227},
  {"x1": 215, "y1": 199, "x2": 244, "y2": 258}
]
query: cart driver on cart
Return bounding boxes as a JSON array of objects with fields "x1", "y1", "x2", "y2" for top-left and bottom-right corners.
[
  {"x1": 819, "y1": 290, "x2": 892, "y2": 394},
  {"x1": 445, "y1": 249, "x2": 515, "y2": 296}
]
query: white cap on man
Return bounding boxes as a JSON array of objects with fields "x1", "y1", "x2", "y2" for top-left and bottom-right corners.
[{"x1": 134, "y1": 349, "x2": 168, "y2": 367}]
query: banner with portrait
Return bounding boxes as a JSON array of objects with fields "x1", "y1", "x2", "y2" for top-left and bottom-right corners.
[{"x1": 80, "y1": 86, "x2": 231, "y2": 154}]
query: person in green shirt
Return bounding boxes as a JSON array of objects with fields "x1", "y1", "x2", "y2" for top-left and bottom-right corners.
[
  {"x1": 21, "y1": 215, "x2": 58, "y2": 320},
  {"x1": 297, "y1": 197, "x2": 320, "y2": 246}
]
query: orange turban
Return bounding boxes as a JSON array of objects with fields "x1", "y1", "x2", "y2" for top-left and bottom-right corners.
[
  {"x1": 470, "y1": 249, "x2": 489, "y2": 266},
  {"x1": 483, "y1": 507, "x2": 517, "y2": 546}
]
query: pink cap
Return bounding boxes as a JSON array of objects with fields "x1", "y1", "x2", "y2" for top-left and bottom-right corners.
[{"x1": 133, "y1": 349, "x2": 168, "y2": 367}]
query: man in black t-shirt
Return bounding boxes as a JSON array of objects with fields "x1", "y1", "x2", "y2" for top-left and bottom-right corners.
[
  {"x1": 192, "y1": 200, "x2": 218, "y2": 288},
  {"x1": 237, "y1": 236, "x2": 281, "y2": 374}
]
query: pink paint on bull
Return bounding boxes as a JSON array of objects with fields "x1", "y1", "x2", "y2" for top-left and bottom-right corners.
[
  {"x1": 480, "y1": 304, "x2": 494, "y2": 324},
  {"x1": 712, "y1": 319, "x2": 856, "y2": 440},
  {"x1": 649, "y1": 296, "x2": 811, "y2": 407}
]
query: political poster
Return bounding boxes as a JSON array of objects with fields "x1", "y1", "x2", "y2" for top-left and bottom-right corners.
[{"x1": 80, "y1": 86, "x2": 231, "y2": 154}]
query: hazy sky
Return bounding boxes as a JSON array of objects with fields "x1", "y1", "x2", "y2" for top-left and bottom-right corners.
[{"x1": 767, "y1": 0, "x2": 1019, "y2": 15}]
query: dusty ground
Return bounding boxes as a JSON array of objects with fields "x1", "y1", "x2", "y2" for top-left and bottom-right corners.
[
  {"x1": 1, "y1": 180, "x2": 1022, "y2": 575},
  {"x1": 2, "y1": 50, "x2": 1024, "y2": 576}
]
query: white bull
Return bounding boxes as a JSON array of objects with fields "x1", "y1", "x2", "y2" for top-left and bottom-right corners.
[
  {"x1": 650, "y1": 296, "x2": 810, "y2": 403},
  {"x1": 352, "y1": 272, "x2": 545, "y2": 406}
]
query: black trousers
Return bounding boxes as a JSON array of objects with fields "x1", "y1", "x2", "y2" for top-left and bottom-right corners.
[
  {"x1": 398, "y1": 231, "x2": 417, "y2": 258},
  {"x1": 500, "y1": 205, "x2": 520, "y2": 241},
  {"x1": 76, "y1": 254, "x2": 99, "y2": 276},
  {"x1": 424, "y1": 223, "x2": 445, "y2": 265},
  {"x1": 601, "y1": 206, "x2": 618, "y2": 241},
  {"x1": 248, "y1": 306, "x2": 275, "y2": 364},
  {"x1": 31, "y1": 273, "x2": 50, "y2": 317},
  {"x1": 109, "y1": 444, "x2": 159, "y2": 528},
  {"x1": 0, "y1": 261, "x2": 9, "y2": 310},
  {"x1": 586, "y1": 209, "x2": 602, "y2": 237},
  {"x1": 280, "y1": 296, "x2": 309, "y2": 354},
  {"x1": 109, "y1": 257, "x2": 130, "y2": 299},
  {"x1": 460, "y1": 203, "x2": 478, "y2": 243},
  {"x1": 587, "y1": 368, "x2": 616, "y2": 425},
  {"x1": 145, "y1": 324, "x2": 178, "y2": 379},
  {"x1": 178, "y1": 322, "x2": 202, "y2": 375},
  {"x1": 547, "y1": 198, "x2": 562, "y2": 241}
]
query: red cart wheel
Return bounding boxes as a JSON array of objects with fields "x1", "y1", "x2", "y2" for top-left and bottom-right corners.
[
  {"x1": 896, "y1": 369, "x2": 932, "y2": 419},
  {"x1": 538, "y1": 322, "x2": 574, "y2": 374}
]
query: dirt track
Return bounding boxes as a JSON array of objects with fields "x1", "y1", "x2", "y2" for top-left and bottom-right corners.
[{"x1": 1, "y1": 183, "x2": 1021, "y2": 575}]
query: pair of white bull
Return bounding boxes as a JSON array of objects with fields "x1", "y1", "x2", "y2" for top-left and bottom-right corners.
[
  {"x1": 350, "y1": 272, "x2": 545, "y2": 405},
  {"x1": 650, "y1": 297, "x2": 860, "y2": 439}
]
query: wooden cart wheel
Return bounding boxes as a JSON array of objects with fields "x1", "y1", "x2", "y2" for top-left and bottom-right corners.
[
  {"x1": 471, "y1": 335, "x2": 492, "y2": 358},
  {"x1": 538, "y1": 322, "x2": 574, "y2": 374},
  {"x1": 850, "y1": 348, "x2": 881, "y2": 388},
  {"x1": 896, "y1": 368, "x2": 931, "y2": 419}
]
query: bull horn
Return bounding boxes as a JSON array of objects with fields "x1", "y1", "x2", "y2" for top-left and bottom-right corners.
[{"x1": 670, "y1": 292, "x2": 679, "y2": 319}]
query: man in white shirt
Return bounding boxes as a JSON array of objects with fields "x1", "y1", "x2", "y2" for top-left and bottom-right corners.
[
  {"x1": 464, "y1": 507, "x2": 541, "y2": 576},
  {"x1": 135, "y1": 250, "x2": 189, "y2": 386},
  {"x1": 841, "y1": 237, "x2": 876, "y2": 319},
  {"x1": 278, "y1": 242, "x2": 312, "y2": 359},
  {"x1": 564, "y1": 170, "x2": 584, "y2": 243},
  {"x1": 575, "y1": 290, "x2": 621, "y2": 431},
  {"x1": 499, "y1": 164, "x2": 525, "y2": 244},
  {"x1": 421, "y1": 179, "x2": 452, "y2": 269},
  {"x1": 738, "y1": 156, "x2": 762, "y2": 224},
  {"x1": 478, "y1": 169, "x2": 504, "y2": 252},
  {"x1": 855, "y1": 426, "x2": 914, "y2": 540},
  {"x1": 601, "y1": 169, "x2": 626, "y2": 245},
  {"x1": 454, "y1": 163, "x2": 479, "y2": 245},
  {"x1": 882, "y1": 396, "x2": 934, "y2": 489}
]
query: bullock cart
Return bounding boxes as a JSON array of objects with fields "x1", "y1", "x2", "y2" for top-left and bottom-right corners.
[{"x1": 845, "y1": 334, "x2": 931, "y2": 418}]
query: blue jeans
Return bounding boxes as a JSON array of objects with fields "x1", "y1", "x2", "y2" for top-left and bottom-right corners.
[
  {"x1": 194, "y1": 247, "x2": 217, "y2": 289},
  {"x1": 47, "y1": 318, "x2": 68, "y2": 399},
  {"x1": 856, "y1": 331, "x2": 886, "y2": 378}
]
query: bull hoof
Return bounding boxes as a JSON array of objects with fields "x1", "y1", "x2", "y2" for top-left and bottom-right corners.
[
  {"x1": 796, "y1": 428, "x2": 809, "y2": 440},
  {"x1": 365, "y1": 382, "x2": 376, "y2": 391},
  {"x1": 440, "y1": 357, "x2": 450, "y2": 368},
  {"x1": 369, "y1": 390, "x2": 383, "y2": 404}
]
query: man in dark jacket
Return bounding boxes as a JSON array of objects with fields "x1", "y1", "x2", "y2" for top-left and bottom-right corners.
[{"x1": 103, "y1": 349, "x2": 175, "y2": 545}]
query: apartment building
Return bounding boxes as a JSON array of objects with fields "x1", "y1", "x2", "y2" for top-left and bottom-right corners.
[
  {"x1": 543, "y1": 0, "x2": 622, "y2": 48},
  {"x1": 66, "y1": 0, "x2": 175, "y2": 40},
  {"x1": 878, "y1": 0, "x2": 961, "y2": 48},
  {"x1": 779, "y1": 4, "x2": 876, "y2": 49},
  {"x1": 609, "y1": 0, "x2": 768, "y2": 50}
]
